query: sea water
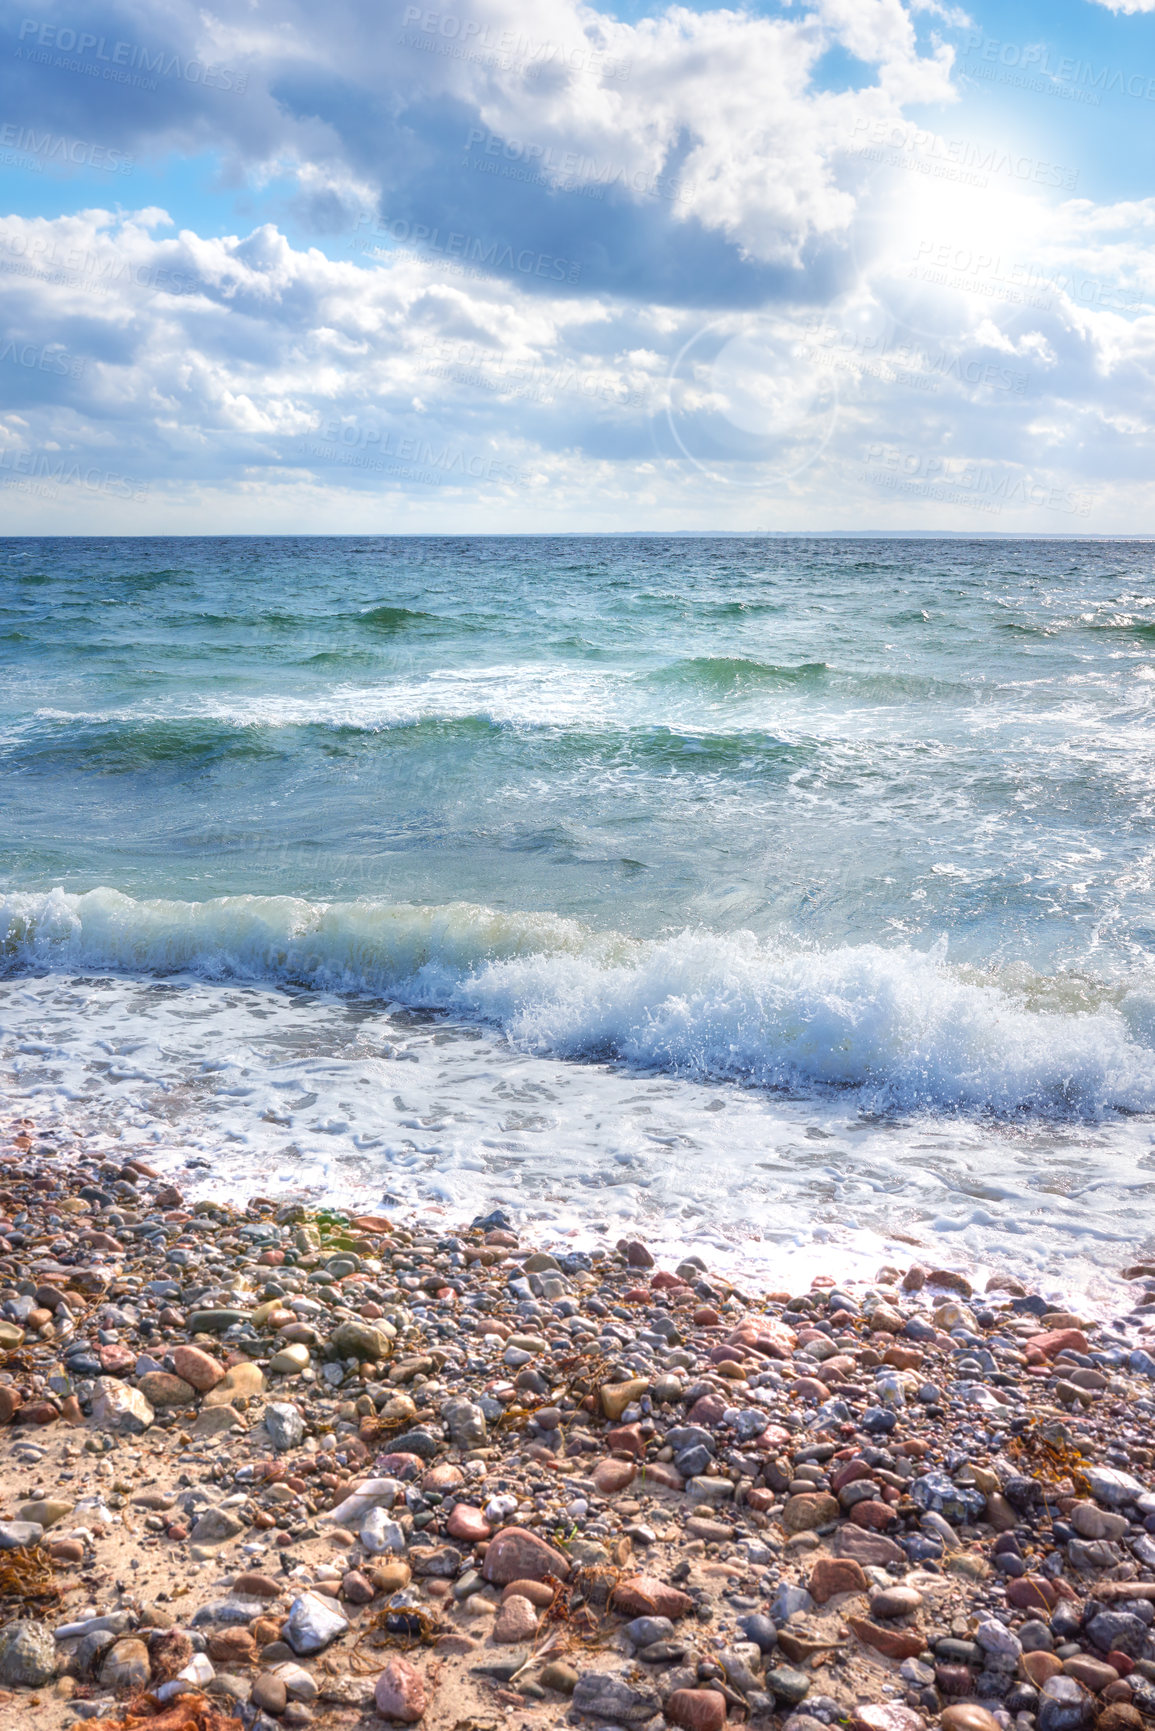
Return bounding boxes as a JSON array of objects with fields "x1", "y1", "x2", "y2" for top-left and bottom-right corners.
[{"x1": 3, "y1": 535, "x2": 1155, "y2": 1302}]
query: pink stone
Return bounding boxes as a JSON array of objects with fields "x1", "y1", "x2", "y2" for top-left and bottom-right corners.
[
  {"x1": 374, "y1": 1655, "x2": 427, "y2": 1723},
  {"x1": 446, "y1": 1504, "x2": 491, "y2": 1543},
  {"x1": 481, "y1": 1527, "x2": 571, "y2": 1586},
  {"x1": 171, "y1": 1344, "x2": 224, "y2": 1392},
  {"x1": 592, "y1": 1457, "x2": 636, "y2": 1495},
  {"x1": 611, "y1": 1574, "x2": 694, "y2": 1619},
  {"x1": 492, "y1": 1593, "x2": 539, "y2": 1643},
  {"x1": 853, "y1": 1706, "x2": 926, "y2": 1731}
]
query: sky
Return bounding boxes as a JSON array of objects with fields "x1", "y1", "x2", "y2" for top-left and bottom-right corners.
[{"x1": 1, "y1": 0, "x2": 1155, "y2": 532}]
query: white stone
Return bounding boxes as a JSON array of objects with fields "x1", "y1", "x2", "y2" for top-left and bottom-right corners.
[
  {"x1": 285, "y1": 1591, "x2": 349, "y2": 1656},
  {"x1": 360, "y1": 1508, "x2": 406, "y2": 1555},
  {"x1": 326, "y1": 1477, "x2": 403, "y2": 1526}
]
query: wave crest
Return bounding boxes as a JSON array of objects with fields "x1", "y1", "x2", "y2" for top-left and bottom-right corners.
[{"x1": 3, "y1": 886, "x2": 1154, "y2": 1119}]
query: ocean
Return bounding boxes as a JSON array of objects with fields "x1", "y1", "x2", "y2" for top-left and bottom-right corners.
[{"x1": 3, "y1": 535, "x2": 1155, "y2": 1305}]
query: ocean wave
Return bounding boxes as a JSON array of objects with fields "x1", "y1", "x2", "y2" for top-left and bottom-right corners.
[
  {"x1": 3, "y1": 886, "x2": 1155, "y2": 1119},
  {"x1": 651, "y1": 657, "x2": 828, "y2": 691}
]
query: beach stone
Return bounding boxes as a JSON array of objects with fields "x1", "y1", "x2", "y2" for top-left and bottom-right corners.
[
  {"x1": 270, "y1": 1343, "x2": 310, "y2": 1375},
  {"x1": 1087, "y1": 1614, "x2": 1148, "y2": 1659},
  {"x1": 540, "y1": 1660, "x2": 579, "y2": 1694},
  {"x1": 571, "y1": 1672, "x2": 660, "y2": 1721},
  {"x1": 666, "y1": 1688, "x2": 727, "y2": 1730},
  {"x1": 252, "y1": 1673, "x2": 289, "y2": 1714},
  {"x1": 234, "y1": 1572, "x2": 282, "y2": 1599},
  {"x1": 0, "y1": 1387, "x2": 21, "y2": 1423},
  {"x1": 265, "y1": 1402, "x2": 305, "y2": 1451},
  {"x1": 91, "y1": 1378, "x2": 153, "y2": 1433},
  {"x1": 767, "y1": 1666, "x2": 812, "y2": 1705},
  {"x1": 442, "y1": 1397, "x2": 487, "y2": 1447},
  {"x1": 481, "y1": 1527, "x2": 570, "y2": 1585},
  {"x1": 847, "y1": 1617, "x2": 925, "y2": 1660},
  {"x1": 1038, "y1": 1675, "x2": 1090, "y2": 1731},
  {"x1": 853, "y1": 1708, "x2": 925, "y2": 1731},
  {"x1": 832, "y1": 1525, "x2": 906, "y2": 1568},
  {"x1": 613, "y1": 1574, "x2": 694, "y2": 1619},
  {"x1": 285, "y1": 1592, "x2": 349, "y2": 1655},
  {"x1": 941, "y1": 1709, "x2": 1003, "y2": 1731},
  {"x1": 0, "y1": 1621, "x2": 56, "y2": 1686},
  {"x1": 273, "y1": 1660, "x2": 318, "y2": 1701},
  {"x1": 809, "y1": 1557, "x2": 869, "y2": 1603},
  {"x1": 625, "y1": 1616, "x2": 677, "y2": 1647},
  {"x1": 203, "y1": 1361, "x2": 266, "y2": 1406},
  {"x1": 15, "y1": 1498, "x2": 70, "y2": 1529},
  {"x1": 360, "y1": 1509, "x2": 406, "y2": 1554},
  {"x1": 207, "y1": 1627, "x2": 257, "y2": 1665},
  {"x1": 492, "y1": 1594, "x2": 538, "y2": 1643},
  {"x1": 1071, "y1": 1502, "x2": 1128, "y2": 1540},
  {"x1": 592, "y1": 1457, "x2": 636, "y2": 1495},
  {"x1": 601, "y1": 1377, "x2": 649, "y2": 1419},
  {"x1": 102, "y1": 1636, "x2": 151, "y2": 1689},
  {"x1": 1064, "y1": 1656, "x2": 1120, "y2": 1692},
  {"x1": 193, "y1": 1404, "x2": 245, "y2": 1437},
  {"x1": 1084, "y1": 1466, "x2": 1146, "y2": 1508},
  {"x1": 342, "y1": 1570, "x2": 375, "y2": 1604},
  {"x1": 374, "y1": 1655, "x2": 427, "y2": 1722},
  {"x1": 331, "y1": 1320, "x2": 390, "y2": 1362},
  {"x1": 446, "y1": 1504, "x2": 491, "y2": 1543},
  {"x1": 185, "y1": 1306, "x2": 245, "y2": 1333},
  {"x1": 190, "y1": 1506, "x2": 246, "y2": 1545},
  {"x1": 783, "y1": 1492, "x2": 840, "y2": 1533},
  {"x1": 1024, "y1": 1653, "x2": 1065, "y2": 1687},
  {"x1": 0, "y1": 1520, "x2": 43, "y2": 1548},
  {"x1": 171, "y1": 1343, "x2": 225, "y2": 1391},
  {"x1": 1007, "y1": 1576, "x2": 1057, "y2": 1612},
  {"x1": 0, "y1": 1320, "x2": 24, "y2": 1351},
  {"x1": 870, "y1": 1586, "x2": 922, "y2": 1619},
  {"x1": 137, "y1": 1370, "x2": 197, "y2": 1408}
]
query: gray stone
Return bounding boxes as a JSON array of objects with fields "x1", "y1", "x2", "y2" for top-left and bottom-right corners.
[
  {"x1": 191, "y1": 1597, "x2": 272, "y2": 1626},
  {"x1": 1086, "y1": 1611, "x2": 1148, "y2": 1658},
  {"x1": 187, "y1": 1309, "x2": 247, "y2": 1333},
  {"x1": 909, "y1": 1470, "x2": 986, "y2": 1524},
  {"x1": 0, "y1": 1621, "x2": 57, "y2": 1686},
  {"x1": 285, "y1": 1592, "x2": 349, "y2": 1656},
  {"x1": 1084, "y1": 1465, "x2": 1146, "y2": 1507},
  {"x1": 74, "y1": 1629, "x2": 117, "y2": 1677},
  {"x1": 442, "y1": 1397, "x2": 487, "y2": 1448},
  {"x1": 1037, "y1": 1675, "x2": 1088, "y2": 1731},
  {"x1": 771, "y1": 1585, "x2": 815, "y2": 1623},
  {"x1": 272, "y1": 1660, "x2": 319, "y2": 1701},
  {"x1": 265, "y1": 1402, "x2": 305, "y2": 1452},
  {"x1": 330, "y1": 1320, "x2": 390, "y2": 1362},
  {"x1": 0, "y1": 1520, "x2": 44, "y2": 1549},
  {"x1": 766, "y1": 1666, "x2": 812, "y2": 1705},
  {"x1": 360, "y1": 1508, "x2": 406, "y2": 1554},
  {"x1": 389, "y1": 1428, "x2": 439, "y2": 1459},
  {"x1": 102, "y1": 1637, "x2": 150, "y2": 1690},
  {"x1": 625, "y1": 1616, "x2": 676, "y2": 1647},
  {"x1": 91, "y1": 1377, "x2": 154, "y2": 1434},
  {"x1": 976, "y1": 1618, "x2": 1022, "y2": 1660},
  {"x1": 190, "y1": 1507, "x2": 246, "y2": 1546},
  {"x1": 1018, "y1": 1621, "x2": 1054, "y2": 1653},
  {"x1": 570, "y1": 1672, "x2": 661, "y2": 1722}
]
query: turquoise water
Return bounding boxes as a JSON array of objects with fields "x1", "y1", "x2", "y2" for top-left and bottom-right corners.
[{"x1": 3, "y1": 535, "x2": 1155, "y2": 1292}]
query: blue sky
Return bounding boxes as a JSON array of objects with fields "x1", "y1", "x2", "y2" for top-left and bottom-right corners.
[{"x1": 1, "y1": 0, "x2": 1154, "y2": 530}]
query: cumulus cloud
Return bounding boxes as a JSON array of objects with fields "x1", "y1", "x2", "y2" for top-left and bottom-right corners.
[{"x1": 0, "y1": 0, "x2": 1152, "y2": 528}]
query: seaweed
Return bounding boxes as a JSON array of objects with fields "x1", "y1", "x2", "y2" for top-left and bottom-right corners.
[{"x1": 0, "y1": 1542, "x2": 61, "y2": 1618}]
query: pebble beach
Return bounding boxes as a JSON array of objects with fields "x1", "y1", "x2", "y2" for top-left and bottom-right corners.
[{"x1": 3, "y1": 1119, "x2": 1155, "y2": 1731}]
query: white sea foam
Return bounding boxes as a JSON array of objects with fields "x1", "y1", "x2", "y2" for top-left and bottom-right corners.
[{"x1": 4, "y1": 886, "x2": 1155, "y2": 1118}]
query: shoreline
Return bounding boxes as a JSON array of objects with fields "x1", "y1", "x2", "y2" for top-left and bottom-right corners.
[{"x1": 1, "y1": 1121, "x2": 1155, "y2": 1731}]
